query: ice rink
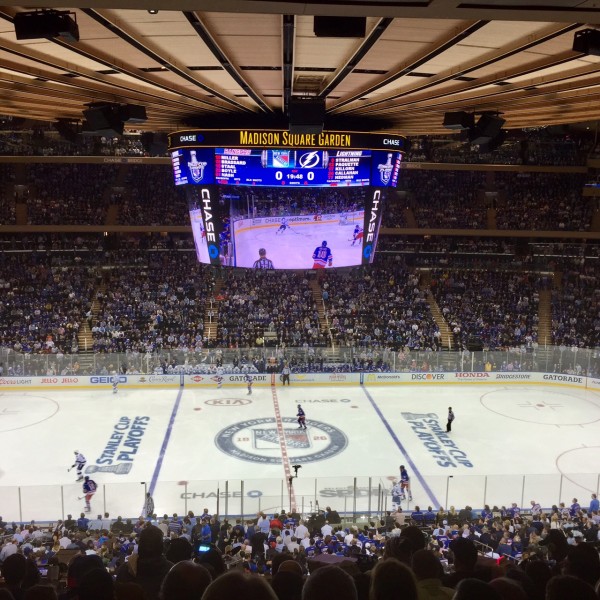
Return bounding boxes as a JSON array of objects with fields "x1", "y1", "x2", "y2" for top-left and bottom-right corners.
[
  {"x1": 1, "y1": 382, "x2": 599, "y2": 522},
  {"x1": 233, "y1": 215, "x2": 364, "y2": 269}
]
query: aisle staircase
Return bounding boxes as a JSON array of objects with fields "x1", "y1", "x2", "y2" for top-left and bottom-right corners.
[
  {"x1": 590, "y1": 208, "x2": 600, "y2": 232},
  {"x1": 419, "y1": 271, "x2": 453, "y2": 349},
  {"x1": 15, "y1": 202, "x2": 27, "y2": 225},
  {"x1": 537, "y1": 289, "x2": 553, "y2": 349},
  {"x1": 308, "y1": 277, "x2": 333, "y2": 344},
  {"x1": 77, "y1": 278, "x2": 106, "y2": 369},
  {"x1": 203, "y1": 274, "x2": 223, "y2": 342},
  {"x1": 104, "y1": 164, "x2": 128, "y2": 225},
  {"x1": 487, "y1": 207, "x2": 497, "y2": 229},
  {"x1": 404, "y1": 207, "x2": 417, "y2": 228}
]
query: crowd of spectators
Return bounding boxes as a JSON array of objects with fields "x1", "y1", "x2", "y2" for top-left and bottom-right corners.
[
  {"x1": 90, "y1": 253, "x2": 214, "y2": 354},
  {"x1": 0, "y1": 130, "x2": 149, "y2": 157},
  {"x1": 120, "y1": 166, "x2": 187, "y2": 226},
  {"x1": 0, "y1": 234, "x2": 598, "y2": 367},
  {"x1": 26, "y1": 164, "x2": 118, "y2": 225},
  {"x1": 215, "y1": 269, "x2": 326, "y2": 348},
  {"x1": 0, "y1": 253, "x2": 94, "y2": 357},
  {"x1": 0, "y1": 495, "x2": 599, "y2": 600},
  {"x1": 399, "y1": 170, "x2": 488, "y2": 229},
  {"x1": 406, "y1": 134, "x2": 586, "y2": 166},
  {"x1": 320, "y1": 258, "x2": 442, "y2": 351},
  {"x1": 495, "y1": 173, "x2": 591, "y2": 231},
  {"x1": 552, "y1": 266, "x2": 600, "y2": 350},
  {"x1": 0, "y1": 164, "x2": 16, "y2": 225},
  {"x1": 430, "y1": 269, "x2": 542, "y2": 351}
]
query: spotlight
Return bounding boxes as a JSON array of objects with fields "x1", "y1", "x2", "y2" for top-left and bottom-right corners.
[
  {"x1": 292, "y1": 464, "x2": 302, "y2": 476},
  {"x1": 147, "y1": 9, "x2": 159, "y2": 15}
]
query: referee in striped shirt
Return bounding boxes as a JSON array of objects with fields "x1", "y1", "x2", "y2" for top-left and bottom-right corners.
[{"x1": 253, "y1": 248, "x2": 274, "y2": 269}]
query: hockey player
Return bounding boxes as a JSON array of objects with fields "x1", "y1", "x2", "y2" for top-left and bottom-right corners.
[
  {"x1": 351, "y1": 225, "x2": 363, "y2": 246},
  {"x1": 281, "y1": 364, "x2": 291, "y2": 386},
  {"x1": 82, "y1": 476, "x2": 97, "y2": 513},
  {"x1": 276, "y1": 218, "x2": 290, "y2": 235},
  {"x1": 70, "y1": 451, "x2": 87, "y2": 482},
  {"x1": 391, "y1": 481, "x2": 403, "y2": 510},
  {"x1": 399, "y1": 465, "x2": 413, "y2": 501},
  {"x1": 312, "y1": 241, "x2": 333, "y2": 269},
  {"x1": 246, "y1": 373, "x2": 253, "y2": 395},
  {"x1": 112, "y1": 372, "x2": 119, "y2": 394},
  {"x1": 297, "y1": 404, "x2": 307, "y2": 430},
  {"x1": 216, "y1": 365, "x2": 224, "y2": 389}
]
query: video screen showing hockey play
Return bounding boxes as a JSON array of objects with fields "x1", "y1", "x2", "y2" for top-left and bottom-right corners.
[
  {"x1": 187, "y1": 185, "x2": 390, "y2": 269},
  {"x1": 169, "y1": 130, "x2": 404, "y2": 270}
]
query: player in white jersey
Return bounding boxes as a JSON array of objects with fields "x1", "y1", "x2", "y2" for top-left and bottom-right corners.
[
  {"x1": 70, "y1": 451, "x2": 87, "y2": 481},
  {"x1": 216, "y1": 366, "x2": 224, "y2": 389},
  {"x1": 246, "y1": 373, "x2": 253, "y2": 395},
  {"x1": 276, "y1": 218, "x2": 290, "y2": 235},
  {"x1": 391, "y1": 481, "x2": 403, "y2": 510},
  {"x1": 112, "y1": 372, "x2": 119, "y2": 394}
]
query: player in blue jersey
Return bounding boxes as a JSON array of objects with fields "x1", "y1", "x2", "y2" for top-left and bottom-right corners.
[
  {"x1": 246, "y1": 373, "x2": 253, "y2": 395},
  {"x1": 399, "y1": 465, "x2": 413, "y2": 501},
  {"x1": 276, "y1": 218, "x2": 290, "y2": 234},
  {"x1": 297, "y1": 404, "x2": 307, "y2": 429},
  {"x1": 82, "y1": 476, "x2": 97, "y2": 513},
  {"x1": 312, "y1": 241, "x2": 333, "y2": 269}
]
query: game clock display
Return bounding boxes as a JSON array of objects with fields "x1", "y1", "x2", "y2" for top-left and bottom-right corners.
[{"x1": 171, "y1": 147, "x2": 401, "y2": 188}]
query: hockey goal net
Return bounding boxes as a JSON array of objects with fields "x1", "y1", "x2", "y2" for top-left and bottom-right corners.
[{"x1": 338, "y1": 214, "x2": 354, "y2": 226}]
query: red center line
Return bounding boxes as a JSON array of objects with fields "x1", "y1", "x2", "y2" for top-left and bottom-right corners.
[{"x1": 270, "y1": 382, "x2": 296, "y2": 511}]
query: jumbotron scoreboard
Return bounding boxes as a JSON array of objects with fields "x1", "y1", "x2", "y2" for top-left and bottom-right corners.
[
  {"x1": 168, "y1": 129, "x2": 406, "y2": 188},
  {"x1": 167, "y1": 129, "x2": 407, "y2": 269}
]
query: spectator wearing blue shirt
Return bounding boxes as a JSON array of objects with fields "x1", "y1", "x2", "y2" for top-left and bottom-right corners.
[{"x1": 589, "y1": 493, "x2": 599, "y2": 513}]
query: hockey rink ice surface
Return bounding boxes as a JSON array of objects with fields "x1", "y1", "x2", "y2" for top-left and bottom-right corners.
[
  {"x1": 0, "y1": 383, "x2": 599, "y2": 521},
  {"x1": 233, "y1": 217, "x2": 363, "y2": 269}
]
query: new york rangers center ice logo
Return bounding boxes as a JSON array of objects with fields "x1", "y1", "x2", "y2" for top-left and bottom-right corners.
[
  {"x1": 377, "y1": 153, "x2": 394, "y2": 185},
  {"x1": 188, "y1": 150, "x2": 207, "y2": 183},
  {"x1": 215, "y1": 418, "x2": 348, "y2": 464}
]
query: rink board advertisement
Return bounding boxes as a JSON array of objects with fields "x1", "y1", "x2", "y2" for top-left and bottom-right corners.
[
  {"x1": 362, "y1": 372, "x2": 589, "y2": 387},
  {"x1": 0, "y1": 373, "x2": 594, "y2": 390}
]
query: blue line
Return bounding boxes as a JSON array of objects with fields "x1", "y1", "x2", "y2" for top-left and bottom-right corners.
[
  {"x1": 149, "y1": 387, "x2": 184, "y2": 497},
  {"x1": 361, "y1": 387, "x2": 441, "y2": 508}
]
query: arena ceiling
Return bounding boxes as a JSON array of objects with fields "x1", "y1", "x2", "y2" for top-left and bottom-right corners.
[{"x1": 1, "y1": 1, "x2": 600, "y2": 135}]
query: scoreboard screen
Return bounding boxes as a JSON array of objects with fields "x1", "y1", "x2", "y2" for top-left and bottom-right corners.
[
  {"x1": 169, "y1": 129, "x2": 406, "y2": 269},
  {"x1": 215, "y1": 148, "x2": 372, "y2": 187},
  {"x1": 171, "y1": 147, "x2": 401, "y2": 188}
]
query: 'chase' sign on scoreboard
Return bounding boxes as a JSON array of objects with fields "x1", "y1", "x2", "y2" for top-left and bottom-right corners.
[{"x1": 169, "y1": 129, "x2": 406, "y2": 152}]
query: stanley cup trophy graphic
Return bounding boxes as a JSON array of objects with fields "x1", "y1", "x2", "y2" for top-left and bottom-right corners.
[
  {"x1": 377, "y1": 153, "x2": 394, "y2": 185},
  {"x1": 188, "y1": 150, "x2": 207, "y2": 183},
  {"x1": 85, "y1": 463, "x2": 132, "y2": 475}
]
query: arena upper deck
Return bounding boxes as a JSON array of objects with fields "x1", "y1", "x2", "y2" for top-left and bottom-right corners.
[{"x1": 1, "y1": 3, "x2": 600, "y2": 134}]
